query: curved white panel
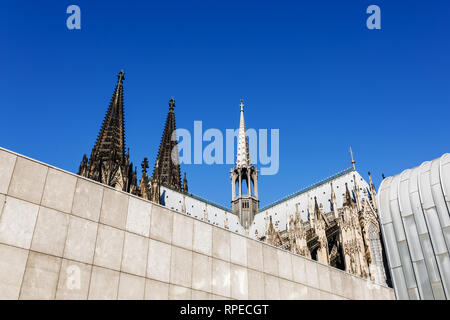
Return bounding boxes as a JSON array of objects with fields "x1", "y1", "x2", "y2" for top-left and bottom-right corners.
[
  {"x1": 418, "y1": 162, "x2": 448, "y2": 255},
  {"x1": 378, "y1": 153, "x2": 450, "y2": 300},
  {"x1": 379, "y1": 177, "x2": 393, "y2": 225},
  {"x1": 399, "y1": 169, "x2": 433, "y2": 299},
  {"x1": 430, "y1": 159, "x2": 450, "y2": 251},
  {"x1": 408, "y1": 165, "x2": 442, "y2": 295},
  {"x1": 439, "y1": 154, "x2": 450, "y2": 206},
  {"x1": 379, "y1": 177, "x2": 408, "y2": 299}
]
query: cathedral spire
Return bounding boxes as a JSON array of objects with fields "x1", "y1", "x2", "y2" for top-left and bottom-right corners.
[
  {"x1": 78, "y1": 70, "x2": 137, "y2": 193},
  {"x1": 314, "y1": 196, "x2": 326, "y2": 222},
  {"x1": 330, "y1": 182, "x2": 338, "y2": 218},
  {"x1": 152, "y1": 97, "x2": 182, "y2": 190},
  {"x1": 90, "y1": 70, "x2": 126, "y2": 163},
  {"x1": 235, "y1": 99, "x2": 251, "y2": 168},
  {"x1": 138, "y1": 157, "x2": 151, "y2": 200},
  {"x1": 344, "y1": 182, "x2": 353, "y2": 207},
  {"x1": 368, "y1": 171, "x2": 377, "y2": 208},
  {"x1": 307, "y1": 195, "x2": 313, "y2": 221},
  {"x1": 353, "y1": 173, "x2": 362, "y2": 210},
  {"x1": 231, "y1": 99, "x2": 259, "y2": 230},
  {"x1": 368, "y1": 171, "x2": 375, "y2": 190},
  {"x1": 314, "y1": 196, "x2": 320, "y2": 219}
]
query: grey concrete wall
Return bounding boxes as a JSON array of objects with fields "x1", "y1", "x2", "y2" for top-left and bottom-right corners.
[{"x1": 0, "y1": 147, "x2": 394, "y2": 300}]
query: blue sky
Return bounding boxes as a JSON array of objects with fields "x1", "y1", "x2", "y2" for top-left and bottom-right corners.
[{"x1": 2, "y1": 1, "x2": 449, "y2": 208}]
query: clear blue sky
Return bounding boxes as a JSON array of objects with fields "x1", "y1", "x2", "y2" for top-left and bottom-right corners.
[{"x1": 2, "y1": 1, "x2": 449, "y2": 208}]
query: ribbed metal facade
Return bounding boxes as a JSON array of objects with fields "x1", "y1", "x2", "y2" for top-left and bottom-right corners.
[{"x1": 378, "y1": 153, "x2": 450, "y2": 300}]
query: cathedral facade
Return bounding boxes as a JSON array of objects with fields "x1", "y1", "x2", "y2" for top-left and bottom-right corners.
[{"x1": 78, "y1": 70, "x2": 389, "y2": 286}]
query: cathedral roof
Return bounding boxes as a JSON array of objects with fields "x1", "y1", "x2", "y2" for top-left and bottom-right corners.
[
  {"x1": 259, "y1": 167, "x2": 355, "y2": 212},
  {"x1": 158, "y1": 165, "x2": 372, "y2": 238},
  {"x1": 249, "y1": 168, "x2": 372, "y2": 238}
]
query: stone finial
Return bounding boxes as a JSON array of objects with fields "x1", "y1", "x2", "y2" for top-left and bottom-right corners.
[
  {"x1": 169, "y1": 97, "x2": 175, "y2": 110},
  {"x1": 117, "y1": 69, "x2": 125, "y2": 83}
]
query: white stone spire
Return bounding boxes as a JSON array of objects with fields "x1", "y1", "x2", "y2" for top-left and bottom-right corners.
[
  {"x1": 236, "y1": 99, "x2": 251, "y2": 168},
  {"x1": 230, "y1": 99, "x2": 259, "y2": 230}
]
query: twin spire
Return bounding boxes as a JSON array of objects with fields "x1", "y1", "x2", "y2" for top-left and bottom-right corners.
[{"x1": 79, "y1": 70, "x2": 188, "y2": 197}]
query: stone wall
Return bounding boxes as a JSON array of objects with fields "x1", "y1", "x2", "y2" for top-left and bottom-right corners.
[{"x1": 0, "y1": 147, "x2": 394, "y2": 300}]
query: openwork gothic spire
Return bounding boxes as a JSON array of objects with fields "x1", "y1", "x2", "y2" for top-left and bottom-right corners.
[
  {"x1": 77, "y1": 70, "x2": 137, "y2": 193},
  {"x1": 152, "y1": 97, "x2": 182, "y2": 191},
  {"x1": 91, "y1": 70, "x2": 126, "y2": 164}
]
